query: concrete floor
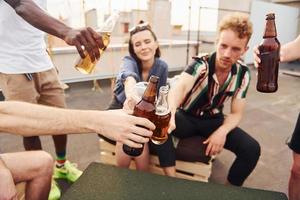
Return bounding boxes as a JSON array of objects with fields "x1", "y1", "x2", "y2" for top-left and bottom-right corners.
[{"x1": 1, "y1": 62, "x2": 300, "y2": 196}]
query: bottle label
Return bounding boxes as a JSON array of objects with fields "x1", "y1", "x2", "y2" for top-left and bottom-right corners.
[{"x1": 260, "y1": 50, "x2": 279, "y2": 61}]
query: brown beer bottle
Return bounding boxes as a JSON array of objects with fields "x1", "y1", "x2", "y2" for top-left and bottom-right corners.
[
  {"x1": 257, "y1": 13, "x2": 280, "y2": 93},
  {"x1": 123, "y1": 75, "x2": 159, "y2": 157}
]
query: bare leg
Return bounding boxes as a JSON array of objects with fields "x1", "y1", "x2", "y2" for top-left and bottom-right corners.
[
  {"x1": 134, "y1": 143, "x2": 149, "y2": 172},
  {"x1": 289, "y1": 152, "x2": 300, "y2": 200},
  {"x1": 1, "y1": 151, "x2": 53, "y2": 200},
  {"x1": 115, "y1": 142, "x2": 132, "y2": 168}
]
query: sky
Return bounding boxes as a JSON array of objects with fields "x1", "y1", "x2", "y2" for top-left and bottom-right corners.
[{"x1": 47, "y1": 0, "x2": 219, "y2": 31}]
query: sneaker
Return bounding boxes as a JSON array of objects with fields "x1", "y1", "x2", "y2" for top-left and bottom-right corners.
[
  {"x1": 53, "y1": 160, "x2": 82, "y2": 183},
  {"x1": 48, "y1": 179, "x2": 61, "y2": 200}
]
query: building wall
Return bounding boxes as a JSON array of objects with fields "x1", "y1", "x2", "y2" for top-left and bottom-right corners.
[
  {"x1": 148, "y1": 0, "x2": 172, "y2": 39},
  {"x1": 51, "y1": 41, "x2": 198, "y2": 83},
  {"x1": 274, "y1": 1, "x2": 300, "y2": 33},
  {"x1": 218, "y1": 0, "x2": 299, "y2": 35},
  {"x1": 217, "y1": 0, "x2": 252, "y2": 22}
]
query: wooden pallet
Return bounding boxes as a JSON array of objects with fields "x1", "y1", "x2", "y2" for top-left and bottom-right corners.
[
  {"x1": 16, "y1": 182, "x2": 26, "y2": 200},
  {"x1": 99, "y1": 138, "x2": 212, "y2": 182}
]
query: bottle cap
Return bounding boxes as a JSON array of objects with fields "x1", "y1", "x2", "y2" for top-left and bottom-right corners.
[
  {"x1": 149, "y1": 75, "x2": 159, "y2": 83},
  {"x1": 266, "y1": 13, "x2": 275, "y2": 20}
]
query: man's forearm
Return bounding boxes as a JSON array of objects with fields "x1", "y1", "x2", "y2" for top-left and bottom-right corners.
[
  {"x1": 281, "y1": 35, "x2": 300, "y2": 62},
  {"x1": 219, "y1": 98, "x2": 246, "y2": 134},
  {"x1": 0, "y1": 101, "x2": 96, "y2": 136},
  {"x1": 4, "y1": 0, "x2": 71, "y2": 40},
  {"x1": 168, "y1": 72, "x2": 197, "y2": 114},
  {"x1": 168, "y1": 89, "x2": 181, "y2": 114},
  {"x1": 220, "y1": 112, "x2": 243, "y2": 134}
]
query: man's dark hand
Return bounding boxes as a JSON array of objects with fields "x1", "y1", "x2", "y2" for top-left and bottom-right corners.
[{"x1": 63, "y1": 27, "x2": 104, "y2": 62}]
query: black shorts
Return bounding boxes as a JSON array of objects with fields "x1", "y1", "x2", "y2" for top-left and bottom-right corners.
[{"x1": 289, "y1": 113, "x2": 300, "y2": 154}]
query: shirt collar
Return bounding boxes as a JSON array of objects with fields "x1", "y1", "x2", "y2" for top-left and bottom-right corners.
[{"x1": 208, "y1": 52, "x2": 238, "y2": 76}]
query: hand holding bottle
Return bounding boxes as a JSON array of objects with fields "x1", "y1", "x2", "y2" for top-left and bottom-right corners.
[
  {"x1": 64, "y1": 27, "x2": 104, "y2": 62},
  {"x1": 123, "y1": 82, "x2": 148, "y2": 111},
  {"x1": 253, "y1": 45, "x2": 261, "y2": 68},
  {"x1": 123, "y1": 76, "x2": 159, "y2": 157},
  {"x1": 256, "y1": 13, "x2": 280, "y2": 93},
  {"x1": 75, "y1": 11, "x2": 120, "y2": 74}
]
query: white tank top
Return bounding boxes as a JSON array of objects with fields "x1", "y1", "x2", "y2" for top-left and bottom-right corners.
[{"x1": 0, "y1": 0, "x2": 54, "y2": 74}]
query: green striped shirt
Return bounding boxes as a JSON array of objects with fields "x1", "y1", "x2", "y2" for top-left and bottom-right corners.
[{"x1": 181, "y1": 52, "x2": 251, "y2": 117}]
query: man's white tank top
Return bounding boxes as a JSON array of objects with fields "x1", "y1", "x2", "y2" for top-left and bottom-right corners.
[{"x1": 0, "y1": 0, "x2": 54, "y2": 74}]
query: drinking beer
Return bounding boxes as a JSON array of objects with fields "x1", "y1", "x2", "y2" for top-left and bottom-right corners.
[
  {"x1": 74, "y1": 11, "x2": 119, "y2": 74},
  {"x1": 123, "y1": 76, "x2": 159, "y2": 156},
  {"x1": 257, "y1": 13, "x2": 280, "y2": 93},
  {"x1": 151, "y1": 86, "x2": 171, "y2": 145}
]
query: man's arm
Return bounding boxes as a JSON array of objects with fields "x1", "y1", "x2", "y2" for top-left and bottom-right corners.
[
  {"x1": 4, "y1": 0, "x2": 103, "y2": 61},
  {"x1": 280, "y1": 35, "x2": 300, "y2": 62},
  {"x1": 204, "y1": 98, "x2": 246, "y2": 156},
  {"x1": 0, "y1": 101, "x2": 154, "y2": 148},
  {"x1": 253, "y1": 34, "x2": 300, "y2": 66},
  {"x1": 167, "y1": 72, "x2": 196, "y2": 133},
  {"x1": 221, "y1": 98, "x2": 245, "y2": 132}
]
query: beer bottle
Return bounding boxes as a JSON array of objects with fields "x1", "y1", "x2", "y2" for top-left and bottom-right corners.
[
  {"x1": 257, "y1": 13, "x2": 280, "y2": 93},
  {"x1": 151, "y1": 85, "x2": 171, "y2": 145},
  {"x1": 74, "y1": 11, "x2": 119, "y2": 74},
  {"x1": 123, "y1": 75, "x2": 159, "y2": 157}
]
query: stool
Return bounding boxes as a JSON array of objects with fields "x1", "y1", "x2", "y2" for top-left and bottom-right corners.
[{"x1": 99, "y1": 136, "x2": 213, "y2": 182}]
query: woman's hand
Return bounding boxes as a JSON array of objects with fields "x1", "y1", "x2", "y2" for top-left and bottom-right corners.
[{"x1": 123, "y1": 95, "x2": 140, "y2": 111}]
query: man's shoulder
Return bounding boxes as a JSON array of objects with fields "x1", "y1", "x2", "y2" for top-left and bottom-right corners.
[
  {"x1": 236, "y1": 60, "x2": 251, "y2": 76},
  {"x1": 184, "y1": 53, "x2": 209, "y2": 76},
  {"x1": 189, "y1": 53, "x2": 211, "y2": 70},
  {"x1": 192, "y1": 53, "x2": 210, "y2": 63},
  {"x1": 237, "y1": 60, "x2": 249, "y2": 70}
]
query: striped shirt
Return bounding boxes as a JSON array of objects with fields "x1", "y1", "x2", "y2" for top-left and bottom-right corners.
[{"x1": 181, "y1": 52, "x2": 251, "y2": 117}]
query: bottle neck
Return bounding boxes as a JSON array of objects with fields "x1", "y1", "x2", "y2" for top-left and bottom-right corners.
[
  {"x1": 157, "y1": 86, "x2": 169, "y2": 105},
  {"x1": 263, "y1": 19, "x2": 277, "y2": 38},
  {"x1": 142, "y1": 81, "x2": 158, "y2": 103}
]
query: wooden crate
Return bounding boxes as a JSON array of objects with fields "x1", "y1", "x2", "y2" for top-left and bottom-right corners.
[
  {"x1": 16, "y1": 182, "x2": 26, "y2": 200},
  {"x1": 99, "y1": 138, "x2": 212, "y2": 182}
]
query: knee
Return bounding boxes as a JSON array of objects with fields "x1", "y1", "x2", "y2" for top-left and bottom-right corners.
[
  {"x1": 251, "y1": 141, "x2": 261, "y2": 159},
  {"x1": 35, "y1": 151, "x2": 54, "y2": 176},
  {"x1": 240, "y1": 140, "x2": 261, "y2": 162}
]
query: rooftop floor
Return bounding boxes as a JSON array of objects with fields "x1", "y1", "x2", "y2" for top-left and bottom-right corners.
[{"x1": 0, "y1": 62, "x2": 300, "y2": 196}]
